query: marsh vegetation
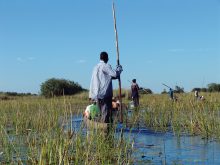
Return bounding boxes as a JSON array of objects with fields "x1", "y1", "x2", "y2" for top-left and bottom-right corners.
[{"x1": 0, "y1": 91, "x2": 220, "y2": 164}]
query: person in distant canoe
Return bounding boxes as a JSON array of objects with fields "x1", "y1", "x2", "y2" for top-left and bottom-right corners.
[
  {"x1": 131, "y1": 79, "x2": 140, "y2": 108},
  {"x1": 199, "y1": 95, "x2": 205, "y2": 101},
  {"x1": 194, "y1": 90, "x2": 199, "y2": 99},
  {"x1": 169, "y1": 88, "x2": 174, "y2": 100},
  {"x1": 89, "y1": 51, "x2": 123, "y2": 123},
  {"x1": 83, "y1": 103, "x2": 100, "y2": 120},
  {"x1": 112, "y1": 97, "x2": 120, "y2": 111},
  {"x1": 111, "y1": 97, "x2": 121, "y2": 120}
]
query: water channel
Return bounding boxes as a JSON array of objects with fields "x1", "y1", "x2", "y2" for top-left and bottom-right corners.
[{"x1": 71, "y1": 115, "x2": 220, "y2": 164}]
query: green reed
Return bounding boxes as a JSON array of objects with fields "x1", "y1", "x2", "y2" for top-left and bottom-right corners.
[
  {"x1": 0, "y1": 92, "x2": 132, "y2": 164},
  {"x1": 1, "y1": 91, "x2": 219, "y2": 164},
  {"x1": 139, "y1": 92, "x2": 220, "y2": 139}
]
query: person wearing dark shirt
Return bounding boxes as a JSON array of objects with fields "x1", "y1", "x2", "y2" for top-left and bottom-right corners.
[{"x1": 131, "y1": 79, "x2": 139, "y2": 108}]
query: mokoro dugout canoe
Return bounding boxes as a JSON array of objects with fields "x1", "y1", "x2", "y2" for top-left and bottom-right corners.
[{"x1": 83, "y1": 117, "x2": 108, "y2": 131}]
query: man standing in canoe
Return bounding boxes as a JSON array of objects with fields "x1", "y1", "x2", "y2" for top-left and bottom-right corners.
[
  {"x1": 169, "y1": 88, "x2": 174, "y2": 100},
  {"x1": 131, "y1": 79, "x2": 140, "y2": 108},
  {"x1": 89, "y1": 51, "x2": 123, "y2": 123}
]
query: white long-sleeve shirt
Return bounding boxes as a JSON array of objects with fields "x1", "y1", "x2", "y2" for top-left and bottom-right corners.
[{"x1": 89, "y1": 60, "x2": 121, "y2": 100}]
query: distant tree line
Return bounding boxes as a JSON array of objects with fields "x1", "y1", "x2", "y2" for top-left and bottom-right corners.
[
  {"x1": 1, "y1": 80, "x2": 219, "y2": 100},
  {"x1": 192, "y1": 83, "x2": 220, "y2": 92},
  {"x1": 0, "y1": 92, "x2": 37, "y2": 100},
  {"x1": 0, "y1": 78, "x2": 86, "y2": 99},
  {"x1": 160, "y1": 83, "x2": 220, "y2": 94},
  {"x1": 0, "y1": 91, "x2": 36, "y2": 96},
  {"x1": 40, "y1": 78, "x2": 86, "y2": 97}
]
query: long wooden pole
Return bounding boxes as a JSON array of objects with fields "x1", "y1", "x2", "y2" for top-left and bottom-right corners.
[
  {"x1": 162, "y1": 83, "x2": 173, "y2": 90},
  {"x1": 112, "y1": 1, "x2": 123, "y2": 123}
]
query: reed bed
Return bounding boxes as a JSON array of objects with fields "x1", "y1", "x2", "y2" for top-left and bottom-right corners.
[
  {"x1": 139, "y1": 92, "x2": 220, "y2": 139},
  {"x1": 0, "y1": 91, "x2": 220, "y2": 164},
  {"x1": 0, "y1": 92, "x2": 132, "y2": 164}
]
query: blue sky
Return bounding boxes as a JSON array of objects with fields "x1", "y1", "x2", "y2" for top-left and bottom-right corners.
[{"x1": 0, "y1": 0, "x2": 219, "y2": 94}]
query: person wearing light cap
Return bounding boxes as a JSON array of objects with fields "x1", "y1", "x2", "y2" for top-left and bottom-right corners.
[{"x1": 89, "y1": 51, "x2": 123, "y2": 123}]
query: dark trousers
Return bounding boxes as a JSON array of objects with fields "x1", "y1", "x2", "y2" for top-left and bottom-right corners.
[
  {"x1": 98, "y1": 97, "x2": 112, "y2": 123},
  {"x1": 133, "y1": 97, "x2": 139, "y2": 107}
]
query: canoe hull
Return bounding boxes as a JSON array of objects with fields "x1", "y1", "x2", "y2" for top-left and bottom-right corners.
[{"x1": 83, "y1": 117, "x2": 108, "y2": 131}]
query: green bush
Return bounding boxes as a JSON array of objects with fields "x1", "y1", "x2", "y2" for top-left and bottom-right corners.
[
  {"x1": 208, "y1": 83, "x2": 220, "y2": 92},
  {"x1": 191, "y1": 83, "x2": 220, "y2": 93},
  {"x1": 174, "y1": 85, "x2": 184, "y2": 93},
  {"x1": 40, "y1": 78, "x2": 85, "y2": 97},
  {"x1": 139, "y1": 87, "x2": 153, "y2": 94}
]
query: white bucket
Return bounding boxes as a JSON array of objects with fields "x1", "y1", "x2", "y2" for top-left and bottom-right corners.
[{"x1": 129, "y1": 101, "x2": 134, "y2": 109}]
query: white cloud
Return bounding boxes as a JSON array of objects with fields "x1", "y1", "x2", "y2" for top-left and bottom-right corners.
[
  {"x1": 16, "y1": 57, "x2": 25, "y2": 62},
  {"x1": 76, "y1": 59, "x2": 86, "y2": 63},
  {"x1": 16, "y1": 56, "x2": 36, "y2": 62},
  {"x1": 27, "y1": 57, "x2": 36, "y2": 61}
]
